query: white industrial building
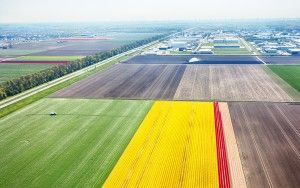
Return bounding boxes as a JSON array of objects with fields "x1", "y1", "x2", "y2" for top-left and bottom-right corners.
[
  {"x1": 214, "y1": 43, "x2": 240, "y2": 48},
  {"x1": 170, "y1": 41, "x2": 188, "y2": 49},
  {"x1": 193, "y1": 49, "x2": 213, "y2": 54},
  {"x1": 213, "y1": 38, "x2": 239, "y2": 44},
  {"x1": 288, "y1": 49, "x2": 300, "y2": 55}
]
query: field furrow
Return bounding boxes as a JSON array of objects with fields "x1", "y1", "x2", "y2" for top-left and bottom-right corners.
[{"x1": 228, "y1": 102, "x2": 300, "y2": 188}]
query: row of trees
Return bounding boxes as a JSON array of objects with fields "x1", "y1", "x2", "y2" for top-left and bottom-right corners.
[{"x1": 0, "y1": 34, "x2": 167, "y2": 100}]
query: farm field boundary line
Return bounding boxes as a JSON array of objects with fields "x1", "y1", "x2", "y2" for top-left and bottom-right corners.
[
  {"x1": 49, "y1": 95, "x2": 300, "y2": 103},
  {"x1": 0, "y1": 40, "x2": 160, "y2": 118},
  {"x1": 255, "y1": 56, "x2": 266, "y2": 64}
]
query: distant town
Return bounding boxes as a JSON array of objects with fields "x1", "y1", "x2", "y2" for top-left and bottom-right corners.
[{"x1": 147, "y1": 24, "x2": 300, "y2": 56}]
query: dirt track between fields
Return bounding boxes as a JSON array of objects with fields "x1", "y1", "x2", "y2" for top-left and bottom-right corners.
[{"x1": 219, "y1": 102, "x2": 247, "y2": 188}]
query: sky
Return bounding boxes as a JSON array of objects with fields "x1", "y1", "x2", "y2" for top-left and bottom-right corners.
[{"x1": 0, "y1": 0, "x2": 300, "y2": 23}]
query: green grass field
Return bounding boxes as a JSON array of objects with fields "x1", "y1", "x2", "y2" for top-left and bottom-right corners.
[
  {"x1": 212, "y1": 48, "x2": 252, "y2": 55},
  {"x1": 201, "y1": 42, "x2": 214, "y2": 47},
  {"x1": 0, "y1": 49, "x2": 42, "y2": 57},
  {"x1": 16, "y1": 56, "x2": 84, "y2": 61},
  {"x1": 0, "y1": 63, "x2": 53, "y2": 83},
  {"x1": 0, "y1": 98, "x2": 153, "y2": 187},
  {"x1": 169, "y1": 50, "x2": 192, "y2": 55},
  {"x1": 268, "y1": 65, "x2": 300, "y2": 92}
]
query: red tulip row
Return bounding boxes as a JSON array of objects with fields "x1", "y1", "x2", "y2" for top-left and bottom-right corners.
[{"x1": 214, "y1": 102, "x2": 231, "y2": 188}]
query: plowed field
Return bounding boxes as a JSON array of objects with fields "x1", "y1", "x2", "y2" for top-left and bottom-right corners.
[
  {"x1": 174, "y1": 65, "x2": 294, "y2": 102},
  {"x1": 228, "y1": 102, "x2": 300, "y2": 188},
  {"x1": 52, "y1": 64, "x2": 186, "y2": 100}
]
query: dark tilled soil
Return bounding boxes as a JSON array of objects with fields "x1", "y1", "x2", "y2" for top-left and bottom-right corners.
[
  {"x1": 261, "y1": 56, "x2": 300, "y2": 64},
  {"x1": 51, "y1": 64, "x2": 186, "y2": 99},
  {"x1": 228, "y1": 102, "x2": 300, "y2": 188},
  {"x1": 123, "y1": 55, "x2": 262, "y2": 64}
]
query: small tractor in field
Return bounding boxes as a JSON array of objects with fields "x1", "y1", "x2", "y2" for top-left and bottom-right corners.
[{"x1": 50, "y1": 112, "x2": 57, "y2": 116}]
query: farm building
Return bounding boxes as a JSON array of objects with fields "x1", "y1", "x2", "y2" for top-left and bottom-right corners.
[
  {"x1": 170, "y1": 41, "x2": 188, "y2": 49},
  {"x1": 193, "y1": 49, "x2": 213, "y2": 54}
]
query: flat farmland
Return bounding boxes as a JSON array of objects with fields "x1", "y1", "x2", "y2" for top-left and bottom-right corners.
[
  {"x1": 261, "y1": 56, "x2": 300, "y2": 64},
  {"x1": 33, "y1": 40, "x2": 129, "y2": 56},
  {"x1": 268, "y1": 65, "x2": 300, "y2": 92},
  {"x1": 1, "y1": 60, "x2": 69, "y2": 65},
  {"x1": 174, "y1": 65, "x2": 294, "y2": 102},
  {"x1": 212, "y1": 48, "x2": 252, "y2": 55},
  {"x1": 12, "y1": 40, "x2": 68, "y2": 51},
  {"x1": 228, "y1": 102, "x2": 300, "y2": 188},
  {"x1": 0, "y1": 49, "x2": 43, "y2": 58},
  {"x1": 15, "y1": 55, "x2": 84, "y2": 61},
  {"x1": 0, "y1": 98, "x2": 152, "y2": 187},
  {"x1": 0, "y1": 63, "x2": 53, "y2": 83},
  {"x1": 52, "y1": 64, "x2": 186, "y2": 100},
  {"x1": 124, "y1": 55, "x2": 261, "y2": 64},
  {"x1": 104, "y1": 101, "x2": 227, "y2": 187}
]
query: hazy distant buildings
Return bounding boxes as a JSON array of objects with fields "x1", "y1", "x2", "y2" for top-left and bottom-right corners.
[
  {"x1": 194, "y1": 49, "x2": 213, "y2": 54},
  {"x1": 288, "y1": 49, "x2": 300, "y2": 55}
]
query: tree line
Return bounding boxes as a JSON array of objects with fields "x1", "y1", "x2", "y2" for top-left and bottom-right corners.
[{"x1": 0, "y1": 34, "x2": 167, "y2": 100}]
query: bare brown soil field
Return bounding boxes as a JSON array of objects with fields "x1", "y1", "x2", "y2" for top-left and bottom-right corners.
[
  {"x1": 123, "y1": 55, "x2": 262, "y2": 64},
  {"x1": 174, "y1": 65, "x2": 294, "y2": 102},
  {"x1": 261, "y1": 56, "x2": 300, "y2": 64},
  {"x1": 52, "y1": 64, "x2": 186, "y2": 99},
  {"x1": 228, "y1": 102, "x2": 300, "y2": 188}
]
